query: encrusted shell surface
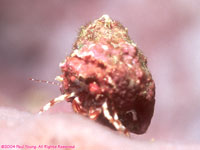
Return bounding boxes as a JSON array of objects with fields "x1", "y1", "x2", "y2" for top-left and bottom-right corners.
[{"x1": 60, "y1": 15, "x2": 155, "y2": 134}]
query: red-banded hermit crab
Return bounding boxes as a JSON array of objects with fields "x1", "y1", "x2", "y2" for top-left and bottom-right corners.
[{"x1": 38, "y1": 15, "x2": 155, "y2": 136}]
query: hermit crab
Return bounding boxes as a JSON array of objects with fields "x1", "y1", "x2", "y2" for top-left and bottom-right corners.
[{"x1": 38, "y1": 15, "x2": 155, "y2": 136}]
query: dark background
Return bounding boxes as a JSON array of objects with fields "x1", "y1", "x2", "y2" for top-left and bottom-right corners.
[{"x1": 0, "y1": 0, "x2": 200, "y2": 144}]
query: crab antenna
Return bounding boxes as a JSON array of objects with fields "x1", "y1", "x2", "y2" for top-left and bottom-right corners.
[{"x1": 29, "y1": 78, "x2": 61, "y2": 86}]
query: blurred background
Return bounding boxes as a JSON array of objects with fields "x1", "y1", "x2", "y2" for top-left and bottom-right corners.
[{"x1": 0, "y1": 0, "x2": 200, "y2": 144}]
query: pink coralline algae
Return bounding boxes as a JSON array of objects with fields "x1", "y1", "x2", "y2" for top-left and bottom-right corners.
[{"x1": 39, "y1": 15, "x2": 155, "y2": 136}]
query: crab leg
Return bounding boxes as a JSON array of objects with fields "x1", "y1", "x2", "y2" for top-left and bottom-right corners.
[
  {"x1": 38, "y1": 92, "x2": 75, "y2": 114},
  {"x1": 88, "y1": 107, "x2": 102, "y2": 120},
  {"x1": 72, "y1": 97, "x2": 87, "y2": 116},
  {"x1": 102, "y1": 102, "x2": 130, "y2": 136}
]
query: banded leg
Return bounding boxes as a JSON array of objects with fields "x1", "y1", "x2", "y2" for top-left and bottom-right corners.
[
  {"x1": 72, "y1": 98, "x2": 101, "y2": 119},
  {"x1": 88, "y1": 107, "x2": 102, "y2": 120},
  {"x1": 39, "y1": 92, "x2": 75, "y2": 114},
  {"x1": 72, "y1": 97, "x2": 87, "y2": 116},
  {"x1": 102, "y1": 102, "x2": 130, "y2": 136}
]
